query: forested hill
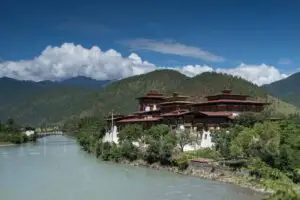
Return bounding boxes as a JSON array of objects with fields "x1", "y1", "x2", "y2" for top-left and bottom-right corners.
[
  {"x1": 263, "y1": 72, "x2": 300, "y2": 107},
  {"x1": 0, "y1": 70, "x2": 298, "y2": 126}
]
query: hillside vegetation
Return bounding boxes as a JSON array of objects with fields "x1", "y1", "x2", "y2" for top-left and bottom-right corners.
[
  {"x1": 263, "y1": 72, "x2": 300, "y2": 107},
  {"x1": 0, "y1": 70, "x2": 298, "y2": 126}
]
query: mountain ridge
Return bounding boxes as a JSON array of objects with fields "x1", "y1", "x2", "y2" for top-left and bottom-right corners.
[
  {"x1": 263, "y1": 72, "x2": 300, "y2": 107},
  {"x1": 0, "y1": 70, "x2": 298, "y2": 126}
]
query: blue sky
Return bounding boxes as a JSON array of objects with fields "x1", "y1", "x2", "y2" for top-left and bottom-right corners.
[{"x1": 0, "y1": 0, "x2": 299, "y2": 84}]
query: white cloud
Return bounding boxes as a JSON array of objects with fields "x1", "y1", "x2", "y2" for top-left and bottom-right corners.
[
  {"x1": 278, "y1": 58, "x2": 293, "y2": 65},
  {"x1": 0, "y1": 43, "x2": 156, "y2": 81},
  {"x1": 0, "y1": 43, "x2": 288, "y2": 85},
  {"x1": 216, "y1": 63, "x2": 288, "y2": 86},
  {"x1": 121, "y1": 38, "x2": 225, "y2": 62}
]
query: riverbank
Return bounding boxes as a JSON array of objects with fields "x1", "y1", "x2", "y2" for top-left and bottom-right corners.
[
  {"x1": 109, "y1": 159, "x2": 271, "y2": 195},
  {"x1": 0, "y1": 142, "x2": 15, "y2": 147}
]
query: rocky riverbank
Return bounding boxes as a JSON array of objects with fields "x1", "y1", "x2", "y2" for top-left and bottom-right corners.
[
  {"x1": 119, "y1": 159, "x2": 272, "y2": 195},
  {"x1": 0, "y1": 142, "x2": 15, "y2": 147}
]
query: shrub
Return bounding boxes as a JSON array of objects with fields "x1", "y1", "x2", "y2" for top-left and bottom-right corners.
[{"x1": 120, "y1": 141, "x2": 139, "y2": 161}]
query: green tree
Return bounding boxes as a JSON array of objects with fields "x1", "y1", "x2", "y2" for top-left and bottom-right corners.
[
  {"x1": 234, "y1": 112, "x2": 265, "y2": 127},
  {"x1": 176, "y1": 129, "x2": 196, "y2": 152},
  {"x1": 230, "y1": 122, "x2": 281, "y2": 166},
  {"x1": 143, "y1": 125, "x2": 177, "y2": 165},
  {"x1": 120, "y1": 141, "x2": 140, "y2": 161},
  {"x1": 118, "y1": 124, "x2": 143, "y2": 143}
]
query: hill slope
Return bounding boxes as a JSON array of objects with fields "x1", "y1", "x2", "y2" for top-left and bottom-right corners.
[
  {"x1": 263, "y1": 72, "x2": 300, "y2": 107},
  {"x1": 0, "y1": 70, "x2": 298, "y2": 126},
  {"x1": 82, "y1": 71, "x2": 298, "y2": 119}
]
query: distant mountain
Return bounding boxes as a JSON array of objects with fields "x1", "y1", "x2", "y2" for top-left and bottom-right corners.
[
  {"x1": 57, "y1": 76, "x2": 112, "y2": 88},
  {"x1": 0, "y1": 71, "x2": 298, "y2": 126},
  {"x1": 263, "y1": 72, "x2": 300, "y2": 107}
]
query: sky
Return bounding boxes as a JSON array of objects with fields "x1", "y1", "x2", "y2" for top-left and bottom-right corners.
[{"x1": 0, "y1": 0, "x2": 299, "y2": 85}]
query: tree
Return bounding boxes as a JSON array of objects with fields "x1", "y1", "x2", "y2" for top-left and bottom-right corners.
[
  {"x1": 118, "y1": 124, "x2": 143, "y2": 143},
  {"x1": 143, "y1": 125, "x2": 177, "y2": 165},
  {"x1": 176, "y1": 129, "x2": 196, "y2": 152},
  {"x1": 120, "y1": 141, "x2": 139, "y2": 161},
  {"x1": 234, "y1": 112, "x2": 265, "y2": 127},
  {"x1": 230, "y1": 121, "x2": 281, "y2": 166}
]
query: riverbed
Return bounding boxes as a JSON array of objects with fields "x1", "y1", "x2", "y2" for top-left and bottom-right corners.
[{"x1": 0, "y1": 136, "x2": 264, "y2": 200}]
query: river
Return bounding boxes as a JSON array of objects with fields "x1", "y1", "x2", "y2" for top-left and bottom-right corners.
[{"x1": 0, "y1": 136, "x2": 264, "y2": 200}]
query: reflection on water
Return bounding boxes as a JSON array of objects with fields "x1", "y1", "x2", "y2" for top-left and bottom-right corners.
[{"x1": 0, "y1": 136, "x2": 264, "y2": 200}]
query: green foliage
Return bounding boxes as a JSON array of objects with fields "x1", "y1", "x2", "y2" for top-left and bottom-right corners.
[
  {"x1": 264, "y1": 189, "x2": 300, "y2": 200},
  {"x1": 172, "y1": 154, "x2": 189, "y2": 170},
  {"x1": 0, "y1": 118, "x2": 35, "y2": 144},
  {"x1": 142, "y1": 125, "x2": 177, "y2": 165},
  {"x1": 230, "y1": 122, "x2": 281, "y2": 165},
  {"x1": 248, "y1": 158, "x2": 290, "y2": 181},
  {"x1": 263, "y1": 72, "x2": 300, "y2": 108},
  {"x1": 212, "y1": 127, "x2": 238, "y2": 158},
  {"x1": 119, "y1": 141, "x2": 140, "y2": 161},
  {"x1": 173, "y1": 148, "x2": 221, "y2": 170},
  {"x1": 101, "y1": 142, "x2": 112, "y2": 161},
  {"x1": 118, "y1": 124, "x2": 143, "y2": 143},
  {"x1": 176, "y1": 129, "x2": 196, "y2": 152},
  {"x1": 235, "y1": 112, "x2": 266, "y2": 127}
]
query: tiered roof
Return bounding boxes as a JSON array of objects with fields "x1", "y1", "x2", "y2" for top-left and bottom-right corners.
[
  {"x1": 136, "y1": 90, "x2": 165, "y2": 100},
  {"x1": 205, "y1": 89, "x2": 249, "y2": 101}
]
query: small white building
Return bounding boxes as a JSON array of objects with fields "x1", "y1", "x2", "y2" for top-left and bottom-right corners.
[{"x1": 24, "y1": 130, "x2": 35, "y2": 136}]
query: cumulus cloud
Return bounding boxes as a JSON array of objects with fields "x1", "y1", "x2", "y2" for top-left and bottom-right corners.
[
  {"x1": 0, "y1": 43, "x2": 156, "y2": 81},
  {"x1": 216, "y1": 63, "x2": 288, "y2": 86},
  {"x1": 121, "y1": 38, "x2": 225, "y2": 62},
  {"x1": 0, "y1": 43, "x2": 288, "y2": 85},
  {"x1": 278, "y1": 58, "x2": 293, "y2": 65}
]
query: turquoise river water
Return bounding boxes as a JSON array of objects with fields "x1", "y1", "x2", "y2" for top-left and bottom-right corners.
[{"x1": 0, "y1": 136, "x2": 264, "y2": 200}]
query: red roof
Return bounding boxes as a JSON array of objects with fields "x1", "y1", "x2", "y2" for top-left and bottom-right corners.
[
  {"x1": 117, "y1": 117, "x2": 162, "y2": 123},
  {"x1": 200, "y1": 111, "x2": 233, "y2": 117},
  {"x1": 133, "y1": 110, "x2": 160, "y2": 114},
  {"x1": 205, "y1": 90, "x2": 249, "y2": 98},
  {"x1": 159, "y1": 101, "x2": 193, "y2": 105},
  {"x1": 136, "y1": 90, "x2": 165, "y2": 99},
  {"x1": 161, "y1": 109, "x2": 190, "y2": 117},
  {"x1": 190, "y1": 158, "x2": 214, "y2": 163},
  {"x1": 193, "y1": 99, "x2": 268, "y2": 105}
]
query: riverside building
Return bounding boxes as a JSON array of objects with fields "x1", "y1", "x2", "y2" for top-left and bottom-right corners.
[{"x1": 104, "y1": 90, "x2": 269, "y2": 150}]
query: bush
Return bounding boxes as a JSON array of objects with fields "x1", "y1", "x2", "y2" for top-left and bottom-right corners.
[
  {"x1": 143, "y1": 141, "x2": 160, "y2": 164},
  {"x1": 101, "y1": 142, "x2": 112, "y2": 161},
  {"x1": 120, "y1": 141, "x2": 139, "y2": 161},
  {"x1": 109, "y1": 143, "x2": 122, "y2": 162},
  {"x1": 248, "y1": 158, "x2": 291, "y2": 182},
  {"x1": 173, "y1": 154, "x2": 189, "y2": 170},
  {"x1": 264, "y1": 189, "x2": 300, "y2": 200}
]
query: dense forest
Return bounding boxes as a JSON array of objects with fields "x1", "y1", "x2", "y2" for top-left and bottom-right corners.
[
  {"x1": 68, "y1": 113, "x2": 300, "y2": 200},
  {"x1": 0, "y1": 70, "x2": 298, "y2": 126}
]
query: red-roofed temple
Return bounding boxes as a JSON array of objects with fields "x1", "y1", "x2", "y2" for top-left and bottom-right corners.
[{"x1": 104, "y1": 89, "x2": 269, "y2": 149}]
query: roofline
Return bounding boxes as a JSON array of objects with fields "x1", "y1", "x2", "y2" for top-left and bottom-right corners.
[
  {"x1": 204, "y1": 94, "x2": 250, "y2": 98},
  {"x1": 136, "y1": 96, "x2": 166, "y2": 100},
  {"x1": 192, "y1": 101, "x2": 269, "y2": 105},
  {"x1": 159, "y1": 101, "x2": 193, "y2": 105}
]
